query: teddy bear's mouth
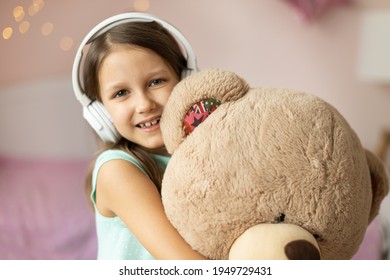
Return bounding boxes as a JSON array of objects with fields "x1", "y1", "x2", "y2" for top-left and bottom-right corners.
[
  {"x1": 275, "y1": 213, "x2": 321, "y2": 241},
  {"x1": 276, "y1": 213, "x2": 286, "y2": 223}
]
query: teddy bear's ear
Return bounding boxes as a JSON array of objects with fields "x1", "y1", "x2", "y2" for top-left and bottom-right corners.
[
  {"x1": 161, "y1": 68, "x2": 250, "y2": 154},
  {"x1": 365, "y1": 149, "x2": 389, "y2": 223}
]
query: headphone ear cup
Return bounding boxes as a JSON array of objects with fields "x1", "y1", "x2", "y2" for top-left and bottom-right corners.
[
  {"x1": 181, "y1": 68, "x2": 195, "y2": 80},
  {"x1": 83, "y1": 101, "x2": 120, "y2": 143}
]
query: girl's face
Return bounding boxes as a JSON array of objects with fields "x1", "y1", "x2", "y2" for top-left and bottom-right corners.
[{"x1": 98, "y1": 45, "x2": 179, "y2": 153}]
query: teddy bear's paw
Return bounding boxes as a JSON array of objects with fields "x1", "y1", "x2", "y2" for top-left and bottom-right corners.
[{"x1": 228, "y1": 224, "x2": 321, "y2": 260}]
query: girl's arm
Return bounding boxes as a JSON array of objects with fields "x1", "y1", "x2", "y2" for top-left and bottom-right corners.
[{"x1": 95, "y1": 159, "x2": 207, "y2": 260}]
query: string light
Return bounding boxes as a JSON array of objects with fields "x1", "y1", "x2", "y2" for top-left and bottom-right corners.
[
  {"x1": 2, "y1": 1, "x2": 47, "y2": 40},
  {"x1": 2, "y1": 0, "x2": 155, "y2": 49},
  {"x1": 29, "y1": 0, "x2": 44, "y2": 16},
  {"x1": 60, "y1": 37, "x2": 73, "y2": 51},
  {"x1": 13, "y1": 6, "x2": 25, "y2": 22},
  {"x1": 28, "y1": 4, "x2": 40, "y2": 16},
  {"x1": 19, "y1": 21, "x2": 30, "y2": 34},
  {"x1": 133, "y1": 0, "x2": 150, "y2": 11},
  {"x1": 2, "y1": 27, "x2": 13, "y2": 40},
  {"x1": 41, "y1": 22, "x2": 54, "y2": 36}
]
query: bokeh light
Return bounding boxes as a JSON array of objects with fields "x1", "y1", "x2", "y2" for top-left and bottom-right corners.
[
  {"x1": 133, "y1": 0, "x2": 150, "y2": 11},
  {"x1": 29, "y1": 0, "x2": 44, "y2": 16},
  {"x1": 19, "y1": 21, "x2": 30, "y2": 34},
  {"x1": 60, "y1": 37, "x2": 73, "y2": 51},
  {"x1": 2, "y1": 27, "x2": 13, "y2": 40},
  {"x1": 41, "y1": 22, "x2": 54, "y2": 36},
  {"x1": 13, "y1": 6, "x2": 25, "y2": 22}
]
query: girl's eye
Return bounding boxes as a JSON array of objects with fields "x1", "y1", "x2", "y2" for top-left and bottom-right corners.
[
  {"x1": 114, "y1": 89, "x2": 129, "y2": 98},
  {"x1": 149, "y1": 79, "x2": 165, "y2": 87}
]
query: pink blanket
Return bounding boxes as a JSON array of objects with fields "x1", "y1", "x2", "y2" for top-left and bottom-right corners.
[{"x1": 0, "y1": 156, "x2": 97, "y2": 259}]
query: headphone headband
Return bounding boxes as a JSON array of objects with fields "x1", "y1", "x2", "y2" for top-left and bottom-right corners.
[{"x1": 72, "y1": 12, "x2": 197, "y2": 142}]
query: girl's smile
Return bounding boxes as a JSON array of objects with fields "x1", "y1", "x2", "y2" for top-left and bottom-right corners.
[{"x1": 136, "y1": 116, "x2": 161, "y2": 130}]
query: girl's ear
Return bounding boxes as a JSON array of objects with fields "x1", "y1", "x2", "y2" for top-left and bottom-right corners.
[{"x1": 160, "y1": 68, "x2": 250, "y2": 154}]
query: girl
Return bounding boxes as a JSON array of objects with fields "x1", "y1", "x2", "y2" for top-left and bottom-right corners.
[{"x1": 79, "y1": 15, "x2": 206, "y2": 260}]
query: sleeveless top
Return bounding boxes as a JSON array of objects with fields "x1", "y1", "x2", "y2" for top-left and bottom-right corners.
[{"x1": 91, "y1": 149, "x2": 170, "y2": 259}]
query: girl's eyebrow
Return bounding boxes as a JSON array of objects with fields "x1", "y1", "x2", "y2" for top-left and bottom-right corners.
[
  {"x1": 101, "y1": 82, "x2": 128, "y2": 95},
  {"x1": 148, "y1": 67, "x2": 170, "y2": 76}
]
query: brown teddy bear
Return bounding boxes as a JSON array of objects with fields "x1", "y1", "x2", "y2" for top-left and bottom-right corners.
[{"x1": 160, "y1": 68, "x2": 389, "y2": 260}]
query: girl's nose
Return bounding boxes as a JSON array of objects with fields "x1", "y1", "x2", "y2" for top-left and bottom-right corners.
[{"x1": 134, "y1": 91, "x2": 155, "y2": 114}]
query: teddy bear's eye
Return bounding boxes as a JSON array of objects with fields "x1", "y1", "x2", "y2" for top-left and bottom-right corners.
[{"x1": 276, "y1": 213, "x2": 285, "y2": 223}]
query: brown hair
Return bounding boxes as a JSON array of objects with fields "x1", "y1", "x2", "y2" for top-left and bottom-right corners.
[{"x1": 82, "y1": 21, "x2": 187, "y2": 203}]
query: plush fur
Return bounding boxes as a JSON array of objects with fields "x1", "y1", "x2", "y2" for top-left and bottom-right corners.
[{"x1": 160, "y1": 68, "x2": 389, "y2": 260}]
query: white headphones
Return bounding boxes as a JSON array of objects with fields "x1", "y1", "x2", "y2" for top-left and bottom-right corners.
[{"x1": 72, "y1": 12, "x2": 197, "y2": 143}]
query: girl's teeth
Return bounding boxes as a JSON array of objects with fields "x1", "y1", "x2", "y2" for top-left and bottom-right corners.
[{"x1": 140, "y1": 119, "x2": 159, "y2": 128}]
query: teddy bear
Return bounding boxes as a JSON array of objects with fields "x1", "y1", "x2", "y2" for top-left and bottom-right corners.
[{"x1": 160, "y1": 68, "x2": 389, "y2": 260}]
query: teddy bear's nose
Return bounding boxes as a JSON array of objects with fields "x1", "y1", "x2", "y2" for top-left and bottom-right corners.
[
  {"x1": 285, "y1": 240, "x2": 321, "y2": 260},
  {"x1": 229, "y1": 223, "x2": 321, "y2": 260}
]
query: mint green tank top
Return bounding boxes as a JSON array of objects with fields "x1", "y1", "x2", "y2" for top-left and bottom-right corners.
[{"x1": 91, "y1": 149, "x2": 170, "y2": 260}]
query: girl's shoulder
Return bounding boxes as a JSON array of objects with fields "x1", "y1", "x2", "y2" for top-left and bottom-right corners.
[
  {"x1": 97, "y1": 149, "x2": 134, "y2": 161},
  {"x1": 96, "y1": 149, "x2": 144, "y2": 171},
  {"x1": 91, "y1": 149, "x2": 147, "y2": 206}
]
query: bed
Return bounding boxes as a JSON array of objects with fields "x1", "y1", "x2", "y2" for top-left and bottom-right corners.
[{"x1": 0, "y1": 155, "x2": 97, "y2": 259}]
